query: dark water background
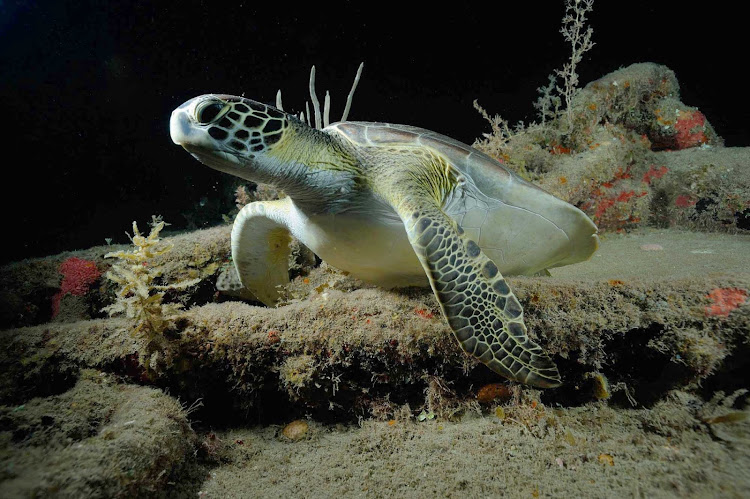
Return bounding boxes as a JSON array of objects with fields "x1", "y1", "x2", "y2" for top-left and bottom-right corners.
[{"x1": 1, "y1": 1, "x2": 746, "y2": 263}]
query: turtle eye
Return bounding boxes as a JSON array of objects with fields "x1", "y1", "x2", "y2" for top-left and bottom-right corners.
[{"x1": 195, "y1": 100, "x2": 227, "y2": 124}]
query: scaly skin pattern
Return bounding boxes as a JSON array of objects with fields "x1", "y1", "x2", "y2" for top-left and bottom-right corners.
[
  {"x1": 171, "y1": 95, "x2": 361, "y2": 212},
  {"x1": 404, "y1": 203, "x2": 560, "y2": 387},
  {"x1": 365, "y1": 145, "x2": 561, "y2": 388}
]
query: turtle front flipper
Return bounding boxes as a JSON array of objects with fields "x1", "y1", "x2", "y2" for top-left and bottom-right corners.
[
  {"x1": 232, "y1": 198, "x2": 294, "y2": 306},
  {"x1": 395, "y1": 200, "x2": 561, "y2": 388}
]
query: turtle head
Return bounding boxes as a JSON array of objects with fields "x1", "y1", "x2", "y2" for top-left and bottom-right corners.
[{"x1": 170, "y1": 94, "x2": 295, "y2": 182}]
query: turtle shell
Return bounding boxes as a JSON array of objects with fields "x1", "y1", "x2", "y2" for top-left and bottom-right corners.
[
  {"x1": 326, "y1": 121, "x2": 598, "y2": 273},
  {"x1": 326, "y1": 121, "x2": 528, "y2": 198}
]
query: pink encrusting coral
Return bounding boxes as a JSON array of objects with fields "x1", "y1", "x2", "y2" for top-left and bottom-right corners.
[
  {"x1": 579, "y1": 166, "x2": 649, "y2": 231},
  {"x1": 52, "y1": 257, "x2": 102, "y2": 317},
  {"x1": 674, "y1": 194, "x2": 697, "y2": 209},
  {"x1": 674, "y1": 110, "x2": 709, "y2": 150},
  {"x1": 641, "y1": 165, "x2": 668, "y2": 184},
  {"x1": 705, "y1": 287, "x2": 748, "y2": 318}
]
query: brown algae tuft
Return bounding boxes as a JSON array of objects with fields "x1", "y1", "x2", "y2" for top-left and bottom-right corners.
[
  {"x1": 103, "y1": 216, "x2": 199, "y2": 373},
  {"x1": 585, "y1": 372, "x2": 612, "y2": 401}
]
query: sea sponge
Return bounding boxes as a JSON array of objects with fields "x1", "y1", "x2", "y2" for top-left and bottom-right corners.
[
  {"x1": 52, "y1": 257, "x2": 102, "y2": 318},
  {"x1": 476, "y1": 383, "x2": 512, "y2": 404},
  {"x1": 705, "y1": 288, "x2": 748, "y2": 318}
]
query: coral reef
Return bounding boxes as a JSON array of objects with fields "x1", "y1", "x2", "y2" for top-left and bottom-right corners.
[
  {"x1": 1, "y1": 103, "x2": 748, "y2": 499},
  {"x1": 574, "y1": 63, "x2": 722, "y2": 150},
  {"x1": 2, "y1": 2, "x2": 748, "y2": 492},
  {"x1": 471, "y1": 3, "x2": 746, "y2": 235},
  {"x1": 2, "y1": 230, "x2": 747, "y2": 422},
  {"x1": 0, "y1": 224, "x2": 230, "y2": 330},
  {"x1": 1, "y1": 5, "x2": 748, "y2": 492}
]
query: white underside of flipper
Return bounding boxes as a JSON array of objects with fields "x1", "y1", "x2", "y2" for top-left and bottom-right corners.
[
  {"x1": 233, "y1": 196, "x2": 428, "y2": 302},
  {"x1": 232, "y1": 198, "x2": 296, "y2": 306}
]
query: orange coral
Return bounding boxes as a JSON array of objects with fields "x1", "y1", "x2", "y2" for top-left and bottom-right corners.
[
  {"x1": 705, "y1": 288, "x2": 748, "y2": 317},
  {"x1": 52, "y1": 257, "x2": 101, "y2": 317},
  {"x1": 267, "y1": 330, "x2": 281, "y2": 344},
  {"x1": 550, "y1": 143, "x2": 572, "y2": 155},
  {"x1": 579, "y1": 165, "x2": 654, "y2": 230},
  {"x1": 675, "y1": 194, "x2": 697, "y2": 208}
]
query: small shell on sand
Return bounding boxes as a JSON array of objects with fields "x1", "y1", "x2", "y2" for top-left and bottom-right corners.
[
  {"x1": 640, "y1": 244, "x2": 663, "y2": 251},
  {"x1": 281, "y1": 420, "x2": 309, "y2": 441}
]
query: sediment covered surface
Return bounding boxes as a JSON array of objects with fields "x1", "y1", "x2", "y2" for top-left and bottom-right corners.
[{"x1": 1, "y1": 228, "x2": 748, "y2": 497}]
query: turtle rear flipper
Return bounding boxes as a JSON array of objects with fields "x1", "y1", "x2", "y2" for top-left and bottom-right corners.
[{"x1": 232, "y1": 198, "x2": 294, "y2": 306}]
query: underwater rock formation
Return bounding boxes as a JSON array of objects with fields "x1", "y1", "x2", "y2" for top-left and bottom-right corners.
[
  {"x1": 2, "y1": 231, "x2": 748, "y2": 417},
  {"x1": 475, "y1": 63, "x2": 749, "y2": 233},
  {"x1": 0, "y1": 370, "x2": 195, "y2": 498}
]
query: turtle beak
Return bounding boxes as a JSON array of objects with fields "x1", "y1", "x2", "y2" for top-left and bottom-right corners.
[
  {"x1": 169, "y1": 99, "x2": 198, "y2": 147},
  {"x1": 170, "y1": 98, "x2": 246, "y2": 176},
  {"x1": 170, "y1": 98, "x2": 229, "y2": 159}
]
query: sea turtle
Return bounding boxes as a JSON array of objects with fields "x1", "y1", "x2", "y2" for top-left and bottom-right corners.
[{"x1": 169, "y1": 69, "x2": 598, "y2": 388}]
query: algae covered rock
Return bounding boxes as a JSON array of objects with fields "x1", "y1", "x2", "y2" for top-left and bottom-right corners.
[
  {"x1": 574, "y1": 62, "x2": 722, "y2": 151},
  {"x1": 0, "y1": 224, "x2": 232, "y2": 332},
  {"x1": 0, "y1": 370, "x2": 196, "y2": 498},
  {"x1": 477, "y1": 63, "x2": 749, "y2": 233}
]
